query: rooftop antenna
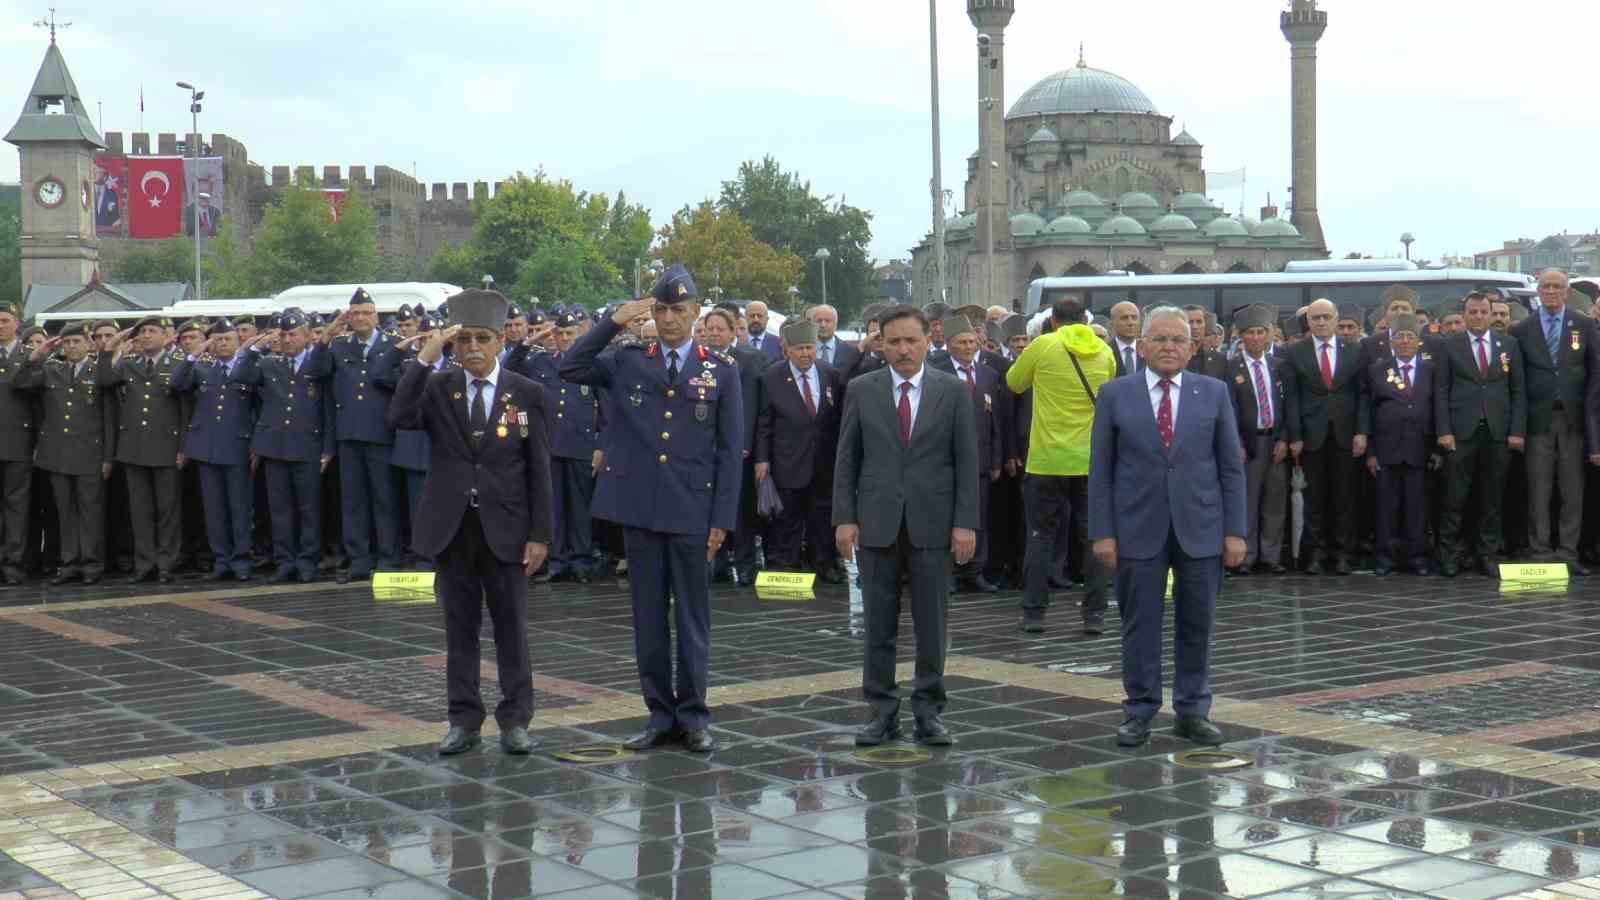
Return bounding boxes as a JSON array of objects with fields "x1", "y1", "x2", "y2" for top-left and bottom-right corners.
[{"x1": 34, "y1": 7, "x2": 70, "y2": 44}]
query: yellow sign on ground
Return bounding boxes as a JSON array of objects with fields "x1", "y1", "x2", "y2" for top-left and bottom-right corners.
[
  {"x1": 1498, "y1": 563, "x2": 1570, "y2": 584},
  {"x1": 372, "y1": 571, "x2": 436, "y2": 603},
  {"x1": 755, "y1": 571, "x2": 816, "y2": 601}
]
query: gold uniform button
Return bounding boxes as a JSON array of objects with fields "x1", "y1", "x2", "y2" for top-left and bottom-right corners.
[
  {"x1": 557, "y1": 413, "x2": 564, "y2": 419},
  {"x1": 666, "y1": 389, "x2": 675, "y2": 398},
  {"x1": 661, "y1": 432, "x2": 670, "y2": 440},
  {"x1": 140, "y1": 420, "x2": 147, "y2": 426},
  {"x1": 658, "y1": 454, "x2": 668, "y2": 463},
  {"x1": 664, "y1": 411, "x2": 673, "y2": 420},
  {"x1": 66, "y1": 401, "x2": 72, "y2": 407},
  {"x1": 357, "y1": 394, "x2": 364, "y2": 400}
]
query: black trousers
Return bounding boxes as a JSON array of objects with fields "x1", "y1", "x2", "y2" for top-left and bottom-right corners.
[
  {"x1": 859, "y1": 521, "x2": 949, "y2": 721},
  {"x1": 107, "y1": 464, "x2": 134, "y2": 570},
  {"x1": 1375, "y1": 462, "x2": 1427, "y2": 570},
  {"x1": 49, "y1": 471, "x2": 103, "y2": 578},
  {"x1": 0, "y1": 459, "x2": 30, "y2": 576},
  {"x1": 438, "y1": 509, "x2": 533, "y2": 732},
  {"x1": 987, "y1": 472, "x2": 1024, "y2": 580},
  {"x1": 765, "y1": 481, "x2": 832, "y2": 572},
  {"x1": 623, "y1": 526, "x2": 712, "y2": 732},
  {"x1": 1439, "y1": 422, "x2": 1507, "y2": 564},
  {"x1": 180, "y1": 462, "x2": 208, "y2": 569},
  {"x1": 124, "y1": 463, "x2": 181, "y2": 576},
  {"x1": 551, "y1": 456, "x2": 596, "y2": 574},
  {"x1": 1300, "y1": 436, "x2": 1356, "y2": 563},
  {"x1": 338, "y1": 440, "x2": 399, "y2": 574},
  {"x1": 1021, "y1": 474, "x2": 1106, "y2": 619},
  {"x1": 265, "y1": 458, "x2": 320, "y2": 578},
  {"x1": 26, "y1": 466, "x2": 55, "y2": 575},
  {"x1": 956, "y1": 478, "x2": 992, "y2": 578}
]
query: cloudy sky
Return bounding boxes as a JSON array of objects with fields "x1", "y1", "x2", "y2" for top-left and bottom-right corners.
[{"x1": 2, "y1": 0, "x2": 1595, "y2": 265}]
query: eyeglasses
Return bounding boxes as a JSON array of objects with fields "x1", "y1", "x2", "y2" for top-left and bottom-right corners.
[{"x1": 1144, "y1": 336, "x2": 1189, "y2": 347}]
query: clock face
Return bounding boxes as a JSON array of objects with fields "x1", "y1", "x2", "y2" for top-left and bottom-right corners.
[{"x1": 35, "y1": 176, "x2": 65, "y2": 209}]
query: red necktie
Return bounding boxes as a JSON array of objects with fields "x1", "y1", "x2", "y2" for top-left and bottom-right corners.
[
  {"x1": 800, "y1": 370, "x2": 816, "y2": 417},
  {"x1": 1401, "y1": 362, "x2": 1412, "y2": 392},
  {"x1": 898, "y1": 382, "x2": 912, "y2": 446},
  {"x1": 1252, "y1": 360, "x2": 1272, "y2": 429},
  {"x1": 1476, "y1": 337, "x2": 1489, "y2": 377},
  {"x1": 1319, "y1": 342, "x2": 1334, "y2": 389},
  {"x1": 1157, "y1": 379, "x2": 1175, "y2": 449},
  {"x1": 960, "y1": 365, "x2": 976, "y2": 400}
]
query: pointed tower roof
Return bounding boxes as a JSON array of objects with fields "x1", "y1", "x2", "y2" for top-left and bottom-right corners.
[{"x1": 5, "y1": 42, "x2": 105, "y2": 148}]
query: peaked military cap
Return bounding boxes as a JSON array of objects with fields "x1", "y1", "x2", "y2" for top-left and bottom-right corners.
[
  {"x1": 942, "y1": 315, "x2": 975, "y2": 339},
  {"x1": 395, "y1": 303, "x2": 416, "y2": 321},
  {"x1": 277, "y1": 308, "x2": 308, "y2": 330},
  {"x1": 506, "y1": 303, "x2": 525, "y2": 321},
  {"x1": 131, "y1": 315, "x2": 165, "y2": 332},
  {"x1": 91, "y1": 319, "x2": 115, "y2": 331},
  {"x1": 349, "y1": 287, "x2": 375, "y2": 307},
  {"x1": 57, "y1": 321, "x2": 88, "y2": 338},
  {"x1": 1336, "y1": 303, "x2": 1363, "y2": 325},
  {"x1": 446, "y1": 289, "x2": 510, "y2": 331},
  {"x1": 20, "y1": 325, "x2": 45, "y2": 343},
  {"x1": 650, "y1": 264, "x2": 698, "y2": 303},
  {"x1": 555, "y1": 311, "x2": 584, "y2": 329},
  {"x1": 780, "y1": 318, "x2": 818, "y2": 346},
  {"x1": 528, "y1": 309, "x2": 548, "y2": 326},
  {"x1": 176, "y1": 318, "x2": 207, "y2": 336},
  {"x1": 1388, "y1": 313, "x2": 1420, "y2": 335},
  {"x1": 0, "y1": 302, "x2": 18, "y2": 318},
  {"x1": 206, "y1": 317, "x2": 235, "y2": 336},
  {"x1": 1001, "y1": 313, "x2": 1029, "y2": 341}
]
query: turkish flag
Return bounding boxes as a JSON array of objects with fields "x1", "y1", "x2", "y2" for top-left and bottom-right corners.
[{"x1": 128, "y1": 157, "x2": 185, "y2": 239}]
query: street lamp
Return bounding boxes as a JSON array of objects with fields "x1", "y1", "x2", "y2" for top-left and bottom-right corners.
[
  {"x1": 1400, "y1": 232, "x2": 1415, "y2": 261},
  {"x1": 927, "y1": 0, "x2": 947, "y2": 306},
  {"x1": 788, "y1": 285, "x2": 801, "y2": 315},
  {"x1": 815, "y1": 247, "x2": 831, "y2": 309},
  {"x1": 176, "y1": 81, "x2": 204, "y2": 298}
]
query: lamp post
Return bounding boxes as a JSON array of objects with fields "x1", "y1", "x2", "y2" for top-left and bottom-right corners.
[
  {"x1": 633, "y1": 257, "x2": 641, "y2": 296},
  {"x1": 788, "y1": 285, "x2": 801, "y2": 316},
  {"x1": 928, "y1": 0, "x2": 947, "y2": 305},
  {"x1": 176, "y1": 81, "x2": 204, "y2": 298},
  {"x1": 1400, "y1": 232, "x2": 1415, "y2": 261},
  {"x1": 815, "y1": 248, "x2": 830, "y2": 310}
]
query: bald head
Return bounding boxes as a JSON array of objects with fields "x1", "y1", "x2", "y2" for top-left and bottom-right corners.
[
  {"x1": 808, "y1": 304, "x2": 838, "y2": 341},
  {"x1": 1538, "y1": 268, "x2": 1571, "y2": 315},
  {"x1": 1110, "y1": 301, "x2": 1140, "y2": 340},
  {"x1": 1306, "y1": 298, "x2": 1337, "y2": 340},
  {"x1": 746, "y1": 301, "x2": 769, "y2": 336}
]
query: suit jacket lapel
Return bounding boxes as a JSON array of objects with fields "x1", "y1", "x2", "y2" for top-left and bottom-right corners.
[
  {"x1": 1168, "y1": 377, "x2": 1199, "y2": 456},
  {"x1": 908, "y1": 373, "x2": 939, "y2": 448},
  {"x1": 447, "y1": 368, "x2": 474, "y2": 451}
]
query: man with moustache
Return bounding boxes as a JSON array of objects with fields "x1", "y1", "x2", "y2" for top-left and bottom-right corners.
[{"x1": 745, "y1": 301, "x2": 782, "y2": 361}]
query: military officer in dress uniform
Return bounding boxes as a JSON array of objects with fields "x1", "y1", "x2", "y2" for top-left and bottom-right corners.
[
  {"x1": 543, "y1": 312, "x2": 603, "y2": 583},
  {"x1": 0, "y1": 302, "x2": 32, "y2": 585},
  {"x1": 172, "y1": 319, "x2": 257, "y2": 581},
  {"x1": 930, "y1": 315, "x2": 1005, "y2": 593},
  {"x1": 14, "y1": 323, "x2": 112, "y2": 585},
  {"x1": 1363, "y1": 313, "x2": 1435, "y2": 576},
  {"x1": 174, "y1": 318, "x2": 212, "y2": 574},
  {"x1": 97, "y1": 315, "x2": 188, "y2": 584},
  {"x1": 375, "y1": 312, "x2": 449, "y2": 569},
  {"x1": 388, "y1": 289, "x2": 552, "y2": 757},
  {"x1": 309, "y1": 289, "x2": 401, "y2": 583},
  {"x1": 233, "y1": 309, "x2": 335, "y2": 583},
  {"x1": 560, "y1": 265, "x2": 743, "y2": 753}
]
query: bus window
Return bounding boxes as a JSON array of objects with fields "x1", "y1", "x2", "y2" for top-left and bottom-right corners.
[
  {"x1": 1311, "y1": 284, "x2": 1387, "y2": 308},
  {"x1": 1133, "y1": 287, "x2": 1217, "y2": 313},
  {"x1": 1415, "y1": 282, "x2": 1474, "y2": 310},
  {"x1": 1088, "y1": 290, "x2": 1135, "y2": 314},
  {"x1": 1220, "y1": 285, "x2": 1302, "y2": 313}
]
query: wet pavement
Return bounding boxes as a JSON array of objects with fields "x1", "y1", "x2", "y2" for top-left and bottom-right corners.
[{"x1": 2, "y1": 571, "x2": 1600, "y2": 898}]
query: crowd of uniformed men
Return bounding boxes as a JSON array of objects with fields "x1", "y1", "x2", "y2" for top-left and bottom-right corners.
[{"x1": 0, "y1": 269, "x2": 1596, "y2": 596}]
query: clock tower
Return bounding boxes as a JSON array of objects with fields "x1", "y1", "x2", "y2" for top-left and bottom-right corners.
[{"x1": 4, "y1": 35, "x2": 104, "y2": 293}]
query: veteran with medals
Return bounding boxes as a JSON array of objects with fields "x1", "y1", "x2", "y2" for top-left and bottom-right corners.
[
  {"x1": 389, "y1": 289, "x2": 553, "y2": 756},
  {"x1": 559, "y1": 265, "x2": 743, "y2": 754}
]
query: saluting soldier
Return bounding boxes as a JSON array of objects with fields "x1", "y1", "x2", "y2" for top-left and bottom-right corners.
[
  {"x1": 14, "y1": 323, "x2": 112, "y2": 585},
  {"x1": 560, "y1": 265, "x2": 743, "y2": 753},
  {"x1": 309, "y1": 289, "x2": 401, "y2": 583},
  {"x1": 233, "y1": 309, "x2": 335, "y2": 584},
  {"x1": 388, "y1": 289, "x2": 552, "y2": 756},
  {"x1": 0, "y1": 302, "x2": 32, "y2": 585},
  {"x1": 541, "y1": 312, "x2": 603, "y2": 583},
  {"x1": 171, "y1": 319, "x2": 257, "y2": 581},
  {"x1": 174, "y1": 318, "x2": 211, "y2": 573},
  {"x1": 97, "y1": 315, "x2": 188, "y2": 584},
  {"x1": 375, "y1": 312, "x2": 450, "y2": 570}
]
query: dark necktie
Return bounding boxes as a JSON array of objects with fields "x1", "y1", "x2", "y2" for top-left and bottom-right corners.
[
  {"x1": 470, "y1": 379, "x2": 489, "y2": 432},
  {"x1": 667, "y1": 350, "x2": 679, "y2": 384},
  {"x1": 1156, "y1": 379, "x2": 1175, "y2": 449},
  {"x1": 898, "y1": 382, "x2": 912, "y2": 446},
  {"x1": 800, "y1": 370, "x2": 817, "y2": 416},
  {"x1": 1252, "y1": 360, "x2": 1271, "y2": 428},
  {"x1": 1401, "y1": 362, "x2": 1412, "y2": 392},
  {"x1": 960, "y1": 365, "x2": 976, "y2": 400},
  {"x1": 820, "y1": 343, "x2": 832, "y2": 365},
  {"x1": 1319, "y1": 342, "x2": 1333, "y2": 389},
  {"x1": 1475, "y1": 337, "x2": 1489, "y2": 377},
  {"x1": 1123, "y1": 346, "x2": 1134, "y2": 373},
  {"x1": 1546, "y1": 316, "x2": 1561, "y2": 367}
]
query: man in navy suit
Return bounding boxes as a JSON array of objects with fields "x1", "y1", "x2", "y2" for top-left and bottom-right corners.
[
  {"x1": 1363, "y1": 313, "x2": 1434, "y2": 576},
  {"x1": 745, "y1": 301, "x2": 783, "y2": 361},
  {"x1": 1088, "y1": 306, "x2": 1246, "y2": 748},
  {"x1": 756, "y1": 318, "x2": 843, "y2": 583}
]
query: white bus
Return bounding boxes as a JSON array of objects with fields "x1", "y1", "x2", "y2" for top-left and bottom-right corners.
[{"x1": 1024, "y1": 267, "x2": 1535, "y2": 323}]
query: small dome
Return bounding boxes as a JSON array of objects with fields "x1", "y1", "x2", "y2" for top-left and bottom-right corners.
[
  {"x1": 1173, "y1": 129, "x2": 1200, "y2": 146},
  {"x1": 1150, "y1": 212, "x2": 1197, "y2": 234},
  {"x1": 1173, "y1": 192, "x2": 1212, "y2": 211},
  {"x1": 1044, "y1": 214, "x2": 1093, "y2": 234},
  {"x1": 1063, "y1": 189, "x2": 1106, "y2": 210},
  {"x1": 1117, "y1": 191, "x2": 1160, "y2": 211},
  {"x1": 1097, "y1": 215, "x2": 1147, "y2": 236},
  {"x1": 1237, "y1": 215, "x2": 1262, "y2": 234},
  {"x1": 1203, "y1": 216, "x2": 1250, "y2": 237},
  {"x1": 946, "y1": 212, "x2": 977, "y2": 231},
  {"x1": 1026, "y1": 125, "x2": 1059, "y2": 144},
  {"x1": 1011, "y1": 212, "x2": 1048, "y2": 236},
  {"x1": 1255, "y1": 217, "x2": 1302, "y2": 238}
]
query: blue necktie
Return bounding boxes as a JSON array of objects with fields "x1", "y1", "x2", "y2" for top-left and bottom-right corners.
[{"x1": 1546, "y1": 316, "x2": 1561, "y2": 369}]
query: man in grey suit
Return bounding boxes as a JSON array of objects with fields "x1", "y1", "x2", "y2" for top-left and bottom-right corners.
[
  {"x1": 1089, "y1": 306, "x2": 1247, "y2": 749},
  {"x1": 834, "y1": 305, "x2": 979, "y2": 748}
]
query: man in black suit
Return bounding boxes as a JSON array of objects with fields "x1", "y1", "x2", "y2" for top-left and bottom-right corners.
[
  {"x1": 708, "y1": 303, "x2": 767, "y2": 586},
  {"x1": 1108, "y1": 301, "x2": 1142, "y2": 377},
  {"x1": 744, "y1": 301, "x2": 783, "y2": 361},
  {"x1": 755, "y1": 318, "x2": 844, "y2": 583},
  {"x1": 1183, "y1": 306, "x2": 1227, "y2": 379},
  {"x1": 809, "y1": 305, "x2": 860, "y2": 378},
  {"x1": 1364, "y1": 313, "x2": 1434, "y2": 576},
  {"x1": 388, "y1": 289, "x2": 553, "y2": 756},
  {"x1": 930, "y1": 315, "x2": 1004, "y2": 593},
  {"x1": 1513, "y1": 269, "x2": 1595, "y2": 573},
  {"x1": 1227, "y1": 306, "x2": 1288, "y2": 576},
  {"x1": 835, "y1": 305, "x2": 978, "y2": 748},
  {"x1": 1281, "y1": 298, "x2": 1369, "y2": 574},
  {"x1": 924, "y1": 302, "x2": 951, "y2": 353},
  {"x1": 1435, "y1": 292, "x2": 1526, "y2": 577}
]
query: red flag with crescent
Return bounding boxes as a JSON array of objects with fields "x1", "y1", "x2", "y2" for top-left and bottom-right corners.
[{"x1": 127, "y1": 157, "x2": 186, "y2": 239}]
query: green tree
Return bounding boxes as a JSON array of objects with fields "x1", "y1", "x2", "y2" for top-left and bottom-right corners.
[
  {"x1": 655, "y1": 202, "x2": 804, "y2": 308},
  {"x1": 201, "y1": 222, "x2": 257, "y2": 299},
  {"x1": 719, "y1": 156, "x2": 875, "y2": 320},
  {"x1": 248, "y1": 180, "x2": 378, "y2": 294},
  {"x1": 0, "y1": 203, "x2": 20, "y2": 305},
  {"x1": 109, "y1": 238, "x2": 194, "y2": 284}
]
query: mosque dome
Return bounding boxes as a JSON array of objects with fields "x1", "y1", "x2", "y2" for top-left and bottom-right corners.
[
  {"x1": 1063, "y1": 189, "x2": 1106, "y2": 211},
  {"x1": 1173, "y1": 129, "x2": 1200, "y2": 146},
  {"x1": 1237, "y1": 215, "x2": 1262, "y2": 234},
  {"x1": 1117, "y1": 192, "x2": 1160, "y2": 212},
  {"x1": 1150, "y1": 212, "x2": 1198, "y2": 234},
  {"x1": 1008, "y1": 59, "x2": 1160, "y2": 119},
  {"x1": 1255, "y1": 217, "x2": 1302, "y2": 238},
  {"x1": 1202, "y1": 216, "x2": 1250, "y2": 237},
  {"x1": 1010, "y1": 212, "x2": 1048, "y2": 235},
  {"x1": 946, "y1": 212, "x2": 977, "y2": 232},
  {"x1": 1026, "y1": 125, "x2": 1059, "y2": 144},
  {"x1": 1043, "y1": 214, "x2": 1092, "y2": 234},
  {"x1": 1097, "y1": 214, "x2": 1147, "y2": 236},
  {"x1": 1173, "y1": 192, "x2": 1213, "y2": 212}
]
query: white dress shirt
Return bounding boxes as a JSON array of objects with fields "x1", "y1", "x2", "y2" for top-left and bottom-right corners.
[
  {"x1": 1145, "y1": 367, "x2": 1182, "y2": 424},
  {"x1": 466, "y1": 362, "x2": 501, "y2": 418},
  {"x1": 891, "y1": 366, "x2": 926, "y2": 433},
  {"x1": 1115, "y1": 338, "x2": 1139, "y2": 372},
  {"x1": 790, "y1": 362, "x2": 820, "y2": 408}
]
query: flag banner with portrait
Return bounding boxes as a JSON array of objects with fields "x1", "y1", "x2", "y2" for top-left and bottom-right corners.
[
  {"x1": 93, "y1": 156, "x2": 127, "y2": 235},
  {"x1": 322, "y1": 189, "x2": 347, "y2": 223},
  {"x1": 182, "y1": 157, "x2": 225, "y2": 239},
  {"x1": 127, "y1": 156, "x2": 186, "y2": 239}
]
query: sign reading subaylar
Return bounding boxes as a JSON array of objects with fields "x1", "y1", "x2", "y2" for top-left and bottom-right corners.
[
  {"x1": 373, "y1": 571, "x2": 436, "y2": 602},
  {"x1": 755, "y1": 571, "x2": 815, "y2": 601},
  {"x1": 1498, "y1": 562, "x2": 1571, "y2": 596}
]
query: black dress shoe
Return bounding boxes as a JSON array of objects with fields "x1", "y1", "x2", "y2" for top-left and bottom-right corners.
[
  {"x1": 1048, "y1": 575, "x2": 1071, "y2": 590},
  {"x1": 736, "y1": 572, "x2": 757, "y2": 587},
  {"x1": 622, "y1": 727, "x2": 677, "y2": 751},
  {"x1": 1333, "y1": 559, "x2": 1352, "y2": 576},
  {"x1": 438, "y1": 726, "x2": 481, "y2": 756},
  {"x1": 914, "y1": 716, "x2": 953, "y2": 747},
  {"x1": 1116, "y1": 716, "x2": 1152, "y2": 747},
  {"x1": 683, "y1": 730, "x2": 717, "y2": 753},
  {"x1": 1019, "y1": 615, "x2": 1045, "y2": 634},
  {"x1": 1269, "y1": 564, "x2": 1288, "y2": 575},
  {"x1": 158, "y1": 572, "x2": 175, "y2": 584},
  {"x1": 81, "y1": 574, "x2": 100, "y2": 586},
  {"x1": 202, "y1": 570, "x2": 229, "y2": 582},
  {"x1": 855, "y1": 717, "x2": 901, "y2": 746},
  {"x1": 533, "y1": 569, "x2": 554, "y2": 584},
  {"x1": 1083, "y1": 614, "x2": 1106, "y2": 636},
  {"x1": 49, "y1": 573, "x2": 76, "y2": 586},
  {"x1": 572, "y1": 569, "x2": 592, "y2": 584},
  {"x1": 1174, "y1": 715, "x2": 1224, "y2": 746},
  {"x1": 1438, "y1": 563, "x2": 1458, "y2": 578},
  {"x1": 815, "y1": 566, "x2": 845, "y2": 586},
  {"x1": 970, "y1": 574, "x2": 1000, "y2": 593},
  {"x1": 1304, "y1": 560, "x2": 1324, "y2": 576},
  {"x1": 233, "y1": 572, "x2": 252, "y2": 582},
  {"x1": 127, "y1": 570, "x2": 153, "y2": 585},
  {"x1": 335, "y1": 571, "x2": 353, "y2": 584},
  {"x1": 297, "y1": 572, "x2": 318, "y2": 584},
  {"x1": 500, "y1": 727, "x2": 534, "y2": 755},
  {"x1": 1479, "y1": 559, "x2": 1499, "y2": 579},
  {"x1": 1572, "y1": 562, "x2": 1590, "y2": 577}
]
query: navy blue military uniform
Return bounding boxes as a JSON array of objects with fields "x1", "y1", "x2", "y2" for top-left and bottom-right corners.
[
  {"x1": 171, "y1": 321, "x2": 258, "y2": 580},
  {"x1": 559, "y1": 267, "x2": 743, "y2": 739},
  {"x1": 231, "y1": 313, "x2": 334, "y2": 582},
  {"x1": 373, "y1": 322, "x2": 453, "y2": 571},
  {"x1": 304, "y1": 289, "x2": 400, "y2": 579}
]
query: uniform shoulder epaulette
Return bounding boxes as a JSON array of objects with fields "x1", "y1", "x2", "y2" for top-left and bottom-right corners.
[{"x1": 710, "y1": 348, "x2": 735, "y2": 366}]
